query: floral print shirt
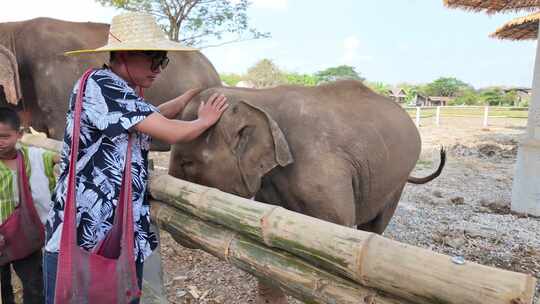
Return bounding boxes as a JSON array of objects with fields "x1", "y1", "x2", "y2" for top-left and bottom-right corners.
[{"x1": 45, "y1": 68, "x2": 158, "y2": 261}]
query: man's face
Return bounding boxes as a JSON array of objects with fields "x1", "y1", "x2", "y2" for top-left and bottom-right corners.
[
  {"x1": 0, "y1": 123, "x2": 21, "y2": 159},
  {"x1": 121, "y1": 51, "x2": 169, "y2": 88}
]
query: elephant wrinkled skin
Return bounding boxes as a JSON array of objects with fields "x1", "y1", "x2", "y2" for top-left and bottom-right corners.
[
  {"x1": 171, "y1": 80, "x2": 445, "y2": 232},
  {"x1": 170, "y1": 80, "x2": 445, "y2": 303}
]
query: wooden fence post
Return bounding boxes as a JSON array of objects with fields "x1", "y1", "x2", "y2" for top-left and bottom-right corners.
[
  {"x1": 436, "y1": 106, "x2": 441, "y2": 126},
  {"x1": 415, "y1": 107, "x2": 421, "y2": 127}
]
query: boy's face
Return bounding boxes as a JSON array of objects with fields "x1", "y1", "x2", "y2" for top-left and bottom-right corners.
[{"x1": 0, "y1": 123, "x2": 21, "y2": 159}]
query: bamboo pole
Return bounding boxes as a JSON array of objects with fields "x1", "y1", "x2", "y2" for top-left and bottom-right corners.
[
  {"x1": 150, "y1": 200, "x2": 411, "y2": 304},
  {"x1": 149, "y1": 175, "x2": 537, "y2": 304}
]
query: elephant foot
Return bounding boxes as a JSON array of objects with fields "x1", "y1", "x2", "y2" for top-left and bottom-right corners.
[{"x1": 256, "y1": 280, "x2": 288, "y2": 304}]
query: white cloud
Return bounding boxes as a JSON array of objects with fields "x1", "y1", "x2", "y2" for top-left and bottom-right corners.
[{"x1": 341, "y1": 35, "x2": 372, "y2": 64}]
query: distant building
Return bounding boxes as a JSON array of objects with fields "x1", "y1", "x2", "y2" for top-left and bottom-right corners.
[
  {"x1": 426, "y1": 96, "x2": 452, "y2": 106},
  {"x1": 410, "y1": 93, "x2": 430, "y2": 106},
  {"x1": 410, "y1": 94, "x2": 453, "y2": 107},
  {"x1": 387, "y1": 88, "x2": 407, "y2": 103},
  {"x1": 503, "y1": 87, "x2": 531, "y2": 103}
]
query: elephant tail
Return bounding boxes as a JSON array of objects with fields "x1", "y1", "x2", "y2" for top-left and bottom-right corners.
[{"x1": 407, "y1": 147, "x2": 446, "y2": 184}]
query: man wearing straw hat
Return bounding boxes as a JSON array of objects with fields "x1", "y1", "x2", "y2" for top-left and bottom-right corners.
[{"x1": 42, "y1": 12, "x2": 228, "y2": 303}]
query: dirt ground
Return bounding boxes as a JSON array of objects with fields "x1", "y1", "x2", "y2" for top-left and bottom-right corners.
[{"x1": 150, "y1": 116, "x2": 539, "y2": 304}]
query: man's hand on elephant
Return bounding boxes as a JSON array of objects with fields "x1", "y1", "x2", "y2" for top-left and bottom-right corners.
[
  {"x1": 197, "y1": 93, "x2": 228, "y2": 127},
  {"x1": 136, "y1": 93, "x2": 228, "y2": 144}
]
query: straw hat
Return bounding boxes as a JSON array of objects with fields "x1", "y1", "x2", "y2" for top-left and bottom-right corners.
[{"x1": 65, "y1": 12, "x2": 197, "y2": 55}]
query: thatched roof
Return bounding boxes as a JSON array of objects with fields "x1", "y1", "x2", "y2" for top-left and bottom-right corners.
[
  {"x1": 490, "y1": 10, "x2": 539, "y2": 39},
  {"x1": 443, "y1": 0, "x2": 540, "y2": 14},
  {"x1": 388, "y1": 88, "x2": 407, "y2": 97}
]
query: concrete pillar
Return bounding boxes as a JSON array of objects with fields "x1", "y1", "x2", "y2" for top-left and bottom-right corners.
[{"x1": 511, "y1": 20, "x2": 540, "y2": 216}]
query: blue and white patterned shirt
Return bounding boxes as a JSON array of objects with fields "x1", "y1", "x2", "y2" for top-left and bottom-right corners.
[{"x1": 45, "y1": 68, "x2": 158, "y2": 261}]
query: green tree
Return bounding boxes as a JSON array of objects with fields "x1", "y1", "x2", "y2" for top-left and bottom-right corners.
[
  {"x1": 502, "y1": 91, "x2": 519, "y2": 106},
  {"x1": 284, "y1": 72, "x2": 318, "y2": 86},
  {"x1": 479, "y1": 88, "x2": 505, "y2": 106},
  {"x1": 96, "y1": 0, "x2": 269, "y2": 46},
  {"x1": 315, "y1": 65, "x2": 364, "y2": 83},
  {"x1": 220, "y1": 73, "x2": 243, "y2": 86},
  {"x1": 245, "y1": 59, "x2": 285, "y2": 88},
  {"x1": 518, "y1": 95, "x2": 530, "y2": 108},
  {"x1": 451, "y1": 89, "x2": 479, "y2": 105},
  {"x1": 424, "y1": 77, "x2": 473, "y2": 97},
  {"x1": 365, "y1": 81, "x2": 390, "y2": 96}
]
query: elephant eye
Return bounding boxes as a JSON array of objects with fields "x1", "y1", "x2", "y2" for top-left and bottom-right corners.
[
  {"x1": 180, "y1": 159, "x2": 194, "y2": 167},
  {"x1": 180, "y1": 159, "x2": 196, "y2": 176}
]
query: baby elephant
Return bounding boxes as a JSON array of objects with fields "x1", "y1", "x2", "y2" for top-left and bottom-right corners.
[{"x1": 169, "y1": 80, "x2": 445, "y2": 304}]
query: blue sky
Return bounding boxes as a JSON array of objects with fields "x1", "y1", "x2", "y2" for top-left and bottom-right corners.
[{"x1": 2, "y1": 0, "x2": 537, "y2": 88}]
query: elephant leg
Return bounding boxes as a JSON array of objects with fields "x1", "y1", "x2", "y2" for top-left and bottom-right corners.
[
  {"x1": 357, "y1": 185, "x2": 405, "y2": 234},
  {"x1": 256, "y1": 280, "x2": 287, "y2": 304},
  {"x1": 254, "y1": 163, "x2": 357, "y2": 304},
  {"x1": 254, "y1": 180, "x2": 289, "y2": 304}
]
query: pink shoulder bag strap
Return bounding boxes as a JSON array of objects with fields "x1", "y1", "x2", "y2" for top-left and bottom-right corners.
[{"x1": 54, "y1": 68, "x2": 140, "y2": 304}]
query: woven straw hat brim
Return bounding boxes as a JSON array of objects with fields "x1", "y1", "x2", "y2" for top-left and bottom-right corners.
[
  {"x1": 64, "y1": 12, "x2": 198, "y2": 56},
  {"x1": 65, "y1": 41, "x2": 198, "y2": 56}
]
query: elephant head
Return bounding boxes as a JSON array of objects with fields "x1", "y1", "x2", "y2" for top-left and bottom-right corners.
[
  {"x1": 169, "y1": 89, "x2": 293, "y2": 198},
  {"x1": 0, "y1": 45, "x2": 21, "y2": 106}
]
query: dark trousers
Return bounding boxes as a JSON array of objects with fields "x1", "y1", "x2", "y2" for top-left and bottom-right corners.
[
  {"x1": 0, "y1": 250, "x2": 44, "y2": 304},
  {"x1": 43, "y1": 251, "x2": 144, "y2": 304}
]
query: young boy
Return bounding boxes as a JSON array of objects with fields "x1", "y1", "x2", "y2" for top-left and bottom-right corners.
[{"x1": 0, "y1": 107, "x2": 58, "y2": 304}]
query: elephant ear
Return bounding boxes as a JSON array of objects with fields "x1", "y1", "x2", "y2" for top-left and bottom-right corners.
[
  {"x1": 225, "y1": 100, "x2": 293, "y2": 194},
  {"x1": 0, "y1": 45, "x2": 21, "y2": 105}
]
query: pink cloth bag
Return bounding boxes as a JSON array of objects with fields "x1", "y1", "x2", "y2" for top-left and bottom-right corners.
[
  {"x1": 0, "y1": 151, "x2": 45, "y2": 266},
  {"x1": 54, "y1": 69, "x2": 140, "y2": 303}
]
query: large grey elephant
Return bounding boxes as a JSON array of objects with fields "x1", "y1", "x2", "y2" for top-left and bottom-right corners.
[
  {"x1": 169, "y1": 80, "x2": 445, "y2": 303},
  {"x1": 0, "y1": 17, "x2": 220, "y2": 148}
]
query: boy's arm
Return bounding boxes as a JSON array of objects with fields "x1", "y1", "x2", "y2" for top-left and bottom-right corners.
[{"x1": 42, "y1": 150, "x2": 59, "y2": 189}]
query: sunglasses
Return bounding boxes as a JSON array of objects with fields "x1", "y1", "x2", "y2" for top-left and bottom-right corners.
[{"x1": 137, "y1": 51, "x2": 169, "y2": 72}]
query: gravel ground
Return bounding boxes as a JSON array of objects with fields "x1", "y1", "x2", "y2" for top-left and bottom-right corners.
[{"x1": 152, "y1": 116, "x2": 539, "y2": 304}]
